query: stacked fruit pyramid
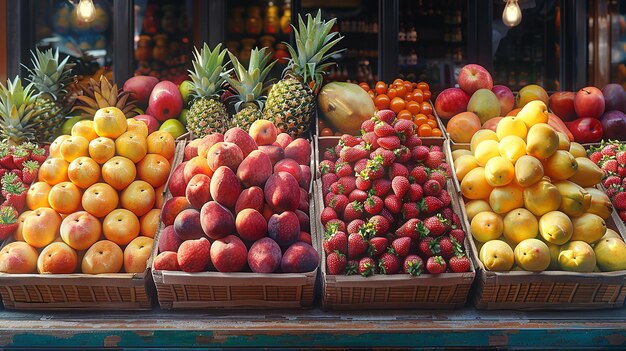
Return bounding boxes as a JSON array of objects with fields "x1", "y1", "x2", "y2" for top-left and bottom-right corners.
[
  {"x1": 0, "y1": 107, "x2": 174, "y2": 275},
  {"x1": 454, "y1": 99, "x2": 626, "y2": 272},
  {"x1": 319, "y1": 110, "x2": 471, "y2": 276},
  {"x1": 153, "y1": 120, "x2": 318, "y2": 274}
]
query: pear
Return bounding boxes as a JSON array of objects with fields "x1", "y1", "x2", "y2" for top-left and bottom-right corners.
[
  {"x1": 484, "y1": 156, "x2": 515, "y2": 186},
  {"x1": 517, "y1": 100, "x2": 549, "y2": 128},
  {"x1": 594, "y1": 237, "x2": 626, "y2": 271},
  {"x1": 470, "y1": 129, "x2": 498, "y2": 154},
  {"x1": 498, "y1": 136, "x2": 527, "y2": 164},
  {"x1": 568, "y1": 157, "x2": 604, "y2": 187},
  {"x1": 514, "y1": 238, "x2": 551, "y2": 272},
  {"x1": 554, "y1": 180, "x2": 591, "y2": 217},
  {"x1": 515, "y1": 155, "x2": 544, "y2": 187},
  {"x1": 479, "y1": 240, "x2": 514, "y2": 271},
  {"x1": 464, "y1": 199, "x2": 492, "y2": 221},
  {"x1": 454, "y1": 154, "x2": 480, "y2": 182},
  {"x1": 556, "y1": 131, "x2": 571, "y2": 150},
  {"x1": 523, "y1": 177, "x2": 562, "y2": 216},
  {"x1": 526, "y1": 123, "x2": 559, "y2": 159},
  {"x1": 569, "y1": 142, "x2": 587, "y2": 158},
  {"x1": 543, "y1": 150, "x2": 578, "y2": 181},
  {"x1": 489, "y1": 184, "x2": 524, "y2": 214},
  {"x1": 558, "y1": 241, "x2": 596, "y2": 272},
  {"x1": 585, "y1": 187, "x2": 613, "y2": 219},
  {"x1": 539, "y1": 211, "x2": 573, "y2": 245},
  {"x1": 570, "y1": 213, "x2": 606, "y2": 245},
  {"x1": 601, "y1": 229, "x2": 622, "y2": 241},
  {"x1": 467, "y1": 89, "x2": 501, "y2": 124},
  {"x1": 503, "y1": 208, "x2": 538, "y2": 245}
]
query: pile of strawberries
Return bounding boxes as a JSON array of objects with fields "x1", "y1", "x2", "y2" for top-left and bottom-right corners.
[
  {"x1": 589, "y1": 141, "x2": 626, "y2": 222},
  {"x1": 319, "y1": 110, "x2": 470, "y2": 277},
  {"x1": 0, "y1": 142, "x2": 48, "y2": 240}
]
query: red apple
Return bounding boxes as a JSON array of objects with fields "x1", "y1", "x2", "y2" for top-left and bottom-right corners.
[
  {"x1": 434, "y1": 88, "x2": 470, "y2": 119},
  {"x1": 131, "y1": 115, "x2": 160, "y2": 134},
  {"x1": 148, "y1": 81, "x2": 184, "y2": 122},
  {"x1": 457, "y1": 64, "x2": 493, "y2": 95},
  {"x1": 549, "y1": 91, "x2": 577, "y2": 122},
  {"x1": 491, "y1": 85, "x2": 515, "y2": 116},
  {"x1": 566, "y1": 117, "x2": 603, "y2": 143},
  {"x1": 123, "y1": 76, "x2": 159, "y2": 109},
  {"x1": 574, "y1": 86, "x2": 605, "y2": 119}
]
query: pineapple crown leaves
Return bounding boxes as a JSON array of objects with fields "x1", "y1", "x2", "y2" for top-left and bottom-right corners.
[
  {"x1": 24, "y1": 48, "x2": 75, "y2": 100},
  {"x1": 22, "y1": 160, "x2": 39, "y2": 172},
  {"x1": 406, "y1": 259, "x2": 423, "y2": 277},
  {"x1": 0, "y1": 206, "x2": 17, "y2": 224},
  {"x1": 283, "y1": 10, "x2": 345, "y2": 90},
  {"x1": 0, "y1": 76, "x2": 45, "y2": 144},
  {"x1": 224, "y1": 47, "x2": 277, "y2": 112},
  {"x1": 72, "y1": 76, "x2": 137, "y2": 118},
  {"x1": 189, "y1": 43, "x2": 231, "y2": 100}
]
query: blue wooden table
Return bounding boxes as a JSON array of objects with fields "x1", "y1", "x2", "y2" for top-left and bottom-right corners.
[{"x1": 0, "y1": 307, "x2": 624, "y2": 349}]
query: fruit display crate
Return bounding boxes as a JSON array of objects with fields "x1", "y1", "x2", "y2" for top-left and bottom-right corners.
[
  {"x1": 314, "y1": 137, "x2": 476, "y2": 310},
  {"x1": 461, "y1": 197, "x2": 626, "y2": 311}
]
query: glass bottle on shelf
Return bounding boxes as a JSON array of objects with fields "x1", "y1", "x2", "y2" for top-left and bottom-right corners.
[
  {"x1": 407, "y1": 26, "x2": 417, "y2": 42},
  {"x1": 408, "y1": 49, "x2": 418, "y2": 66},
  {"x1": 264, "y1": 1, "x2": 280, "y2": 34},
  {"x1": 398, "y1": 23, "x2": 406, "y2": 41},
  {"x1": 246, "y1": 6, "x2": 263, "y2": 35},
  {"x1": 230, "y1": 7, "x2": 245, "y2": 34},
  {"x1": 280, "y1": 1, "x2": 291, "y2": 34}
]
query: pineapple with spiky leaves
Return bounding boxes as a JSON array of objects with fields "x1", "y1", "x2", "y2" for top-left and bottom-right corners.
[
  {"x1": 0, "y1": 77, "x2": 48, "y2": 144},
  {"x1": 263, "y1": 10, "x2": 344, "y2": 137},
  {"x1": 72, "y1": 75, "x2": 137, "y2": 119},
  {"x1": 24, "y1": 48, "x2": 75, "y2": 142},
  {"x1": 226, "y1": 47, "x2": 277, "y2": 131},
  {"x1": 186, "y1": 43, "x2": 231, "y2": 138}
]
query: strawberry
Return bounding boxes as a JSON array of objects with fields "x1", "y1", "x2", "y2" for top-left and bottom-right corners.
[
  {"x1": 345, "y1": 260, "x2": 358, "y2": 275},
  {"x1": 0, "y1": 148, "x2": 15, "y2": 169},
  {"x1": 391, "y1": 176, "x2": 410, "y2": 199},
  {"x1": 601, "y1": 159, "x2": 619, "y2": 174},
  {"x1": 0, "y1": 169, "x2": 6, "y2": 179},
  {"x1": 343, "y1": 201, "x2": 364, "y2": 221},
  {"x1": 374, "y1": 121, "x2": 395, "y2": 137},
  {"x1": 423, "y1": 179, "x2": 441, "y2": 196},
  {"x1": 335, "y1": 162, "x2": 353, "y2": 178},
  {"x1": 589, "y1": 151, "x2": 603, "y2": 164},
  {"x1": 424, "y1": 151, "x2": 445, "y2": 169},
  {"x1": 320, "y1": 207, "x2": 337, "y2": 226},
  {"x1": 613, "y1": 192, "x2": 626, "y2": 210},
  {"x1": 408, "y1": 183, "x2": 424, "y2": 201},
  {"x1": 361, "y1": 118, "x2": 376, "y2": 132},
  {"x1": 0, "y1": 205, "x2": 18, "y2": 240},
  {"x1": 419, "y1": 237, "x2": 439, "y2": 257},
  {"x1": 404, "y1": 135, "x2": 422, "y2": 149},
  {"x1": 606, "y1": 184, "x2": 622, "y2": 198},
  {"x1": 391, "y1": 237, "x2": 411, "y2": 257},
  {"x1": 393, "y1": 118, "x2": 415, "y2": 137},
  {"x1": 452, "y1": 213, "x2": 462, "y2": 229},
  {"x1": 601, "y1": 144, "x2": 618, "y2": 156},
  {"x1": 622, "y1": 178, "x2": 626, "y2": 188},
  {"x1": 378, "y1": 136, "x2": 401, "y2": 150},
  {"x1": 21, "y1": 160, "x2": 39, "y2": 184},
  {"x1": 348, "y1": 189, "x2": 368, "y2": 202},
  {"x1": 1, "y1": 172, "x2": 21, "y2": 189},
  {"x1": 438, "y1": 236, "x2": 456, "y2": 259},
  {"x1": 389, "y1": 163, "x2": 408, "y2": 179},
  {"x1": 325, "y1": 219, "x2": 346, "y2": 233},
  {"x1": 30, "y1": 147, "x2": 47, "y2": 165},
  {"x1": 368, "y1": 215, "x2": 390, "y2": 236},
  {"x1": 619, "y1": 210, "x2": 626, "y2": 223},
  {"x1": 3, "y1": 188, "x2": 27, "y2": 212},
  {"x1": 339, "y1": 134, "x2": 360, "y2": 147},
  {"x1": 395, "y1": 146, "x2": 412, "y2": 164},
  {"x1": 338, "y1": 176, "x2": 356, "y2": 194},
  {"x1": 618, "y1": 166, "x2": 626, "y2": 178},
  {"x1": 424, "y1": 215, "x2": 448, "y2": 237},
  {"x1": 355, "y1": 176, "x2": 371, "y2": 190},
  {"x1": 438, "y1": 190, "x2": 452, "y2": 207},
  {"x1": 328, "y1": 194, "x2": 349, "y2": 213},
  {"x1": 449, "y1": 229, "x2": 466, "y2": 244},
  {"x1": 403, "y1": 255, "x2": 424, "y2": 276},
  {"x1": 358, "y1": 257, "x2": 376, "y2": 277},
  {"x1": 449, "y1": 255, "x2": 471, "y2": 273},
  {"x1": 370, "y1": 148, "x2": 395, "y2": 167},
  {"x1": 330, "y1": 182, "x2": 345, "y2": 195},
  {"x1": 359, "y1": 158, "x2": 385, "y2": 180},
  {"x1": 617, "y1": 151, "x2": 626, "y2": 165},
  {"x1": 429, "y1": 171, "x2": 447, "y2": 188},
  {"x1": 420, "y1": 196, "x2": 444, "y2": 214},
  {"x1": 354, "y1": 159, "x2": 369, "y2": 174},
  {"x1": 396, "y1": 218, "x2": 429, "y2": 240},
  {"x1": 410, "y1": 166, "x2": 429, "y2": 184},
  {"x1": 375, "y1": 109, "x2": 396, "y2": 124},
  {"x1": 341, "y1": 145, "x2": 369, "y2": 163},
  {"x1": 326, "y1": 251, "x2": 347, "y2": 275},
  {"x1": 426, "y1": 256, "x2": 447, "y2": 274},
  {"x1": 321, "y1": 173, "x2": 338, "y2": 196},
  {"x1": 348, "y1": 232, "x2": 368, "y2": 259},
  {"x1": 11, "y1": 147, "x2": 29, "y2": 170},
  {"x1": 318, "y1": 160, "x2": 335, "y2": 175},
  {"x1": 438, "y1": 163, "x2": 452, "y2": 177},
  {"x1": 402, "y1": 202, "x2": 420, "y2": 219},
  {"x1": 368, "y1": 237, "x2": 389, "y2": 258},
  {"x1": 379, "y1": 207, "x2": 395, "y2": 224},
  {"x1": 440, "y1": 207, "x2": 454, "y2": 222},
  {"x1": 364, "y1": 195, "x2": 383, "y2": 215},
  {"x1": 9, "y1": 169, "x2": 22, "y2": 182},
  {"x1": 378, "y1": 252, "x2": 401, "y2": 274},
  {"x1": 323, "y1": 230, "x2": 348, "y2": 255},
  {"x1": 603, "y1": 175, "x2": 622, "y2": 188},
  {"x1": 371, "y1": 178, "x2": 391, "y2": 197},
  {"x1": 411, "y1": 145, "x2": 429, "y2": 162},
  {"x1": 323, "y1": 148, "x2": 337, "y2": 161},
  {"x1": 361, "y1": 131, "x2": 379, "y2": 150},
  {"x1": 384, "y1": 194, "x2": 402, "y2": 214},
  {"x1": 430, "y1": 145, "x2": 442, "y2": 152},
  {"x1": 347, "y1": 219, "x2": 365, "y2": 234}
]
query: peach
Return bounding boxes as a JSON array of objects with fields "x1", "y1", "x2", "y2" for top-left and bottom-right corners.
[
  {"x1": 103, "y1": 209, "x2": 140, "y2": 245},
  {"x1": 120, "y1": 180, "x2": 156, "y2": 216},
  {"x1": 264, "y1": 172, "x2": 300, "y2": 212},
  {"x1": 224, "y1": 127, "x2": 258, "y2": 157},
  {"x1": 275, "y1": 133, "x2": 293, "y2": 149},
  {"x1": 262, "y1": 203, "x2": 275, "y2": 222},
  {"x1": 13, "y1": 210, "x2": 32, "y2": 241},
  {"x1": 93, "y1": 106, "x2": 128, "y2": 139},
  {"x1": 137, "y1": 154, "x2": 171, "y2": 188},
  {"x1": 210, "y1": 166, "x2": 242, "y2": 209},
  {"x1": 60, "y1": 211, "x2": 101, "y2": 250},
  {"x1": 101, "y1": 156, "x2": 137, "y2": 190},
  {"x1": 174, "y1": 208, "x2": 205, "y2": 241},
  {"x1": 158, "y1": 225, "x2": 183, "y2": 252},
  {"x1": 235, "y1": 209, "x2": 267, "y2": 242},
  {"x1": 126, "y1": 118, "x2": 149, "y2": 138},
  {"x1": 26, "y1": 182, "x2": 51, "y2": 210},
  {"x1": 274, "y1": 158, "x2": 302, "y2": 182},
  {"x1": 248, "y1": 120, "x2": 277, "y2": 146},
  {"x1": 177, "y1": 237, "x2": 211, "y2": 272},
  {"x1": 299, "y1": 231, "x2": 312, "y2": 245},
  {"x1": 295, "y1": 210, "x2": 310, "y2": 232},
  {"x1": 168, "y1": 161, "x2": 188, "y2": 197},
  {"x1": 22, "y1": 207, "x2": 62, "y2": 248},
  {"x1": 140, "y1": 208, "x2": 160, "y2": 238},
  {"x1": 258, "y1": 145, "x2": 285, "y2": 165},
  {"x1": 200, "y1": 201, "x2": 235, "y2": 240},
  {"x1": 81, "y1": 182, "x2": 119, "y2": 218},
  {"x1": 185, "y1": 174, "x2": 212, "y2": 209},
  {"x1": 197, "y1": 133, "x2": 224, "y2": 158},
  {"x1": 236, "y1": 150, "x2": 272, "y2": 187},
  {"x1": 49, "y1": 135, "x2": 70, "y2": 158},
  {"x1": 59, "y1": 135, "x2": 90, "y2": 163},
  {"x1": 147, "y1": 131, "x2": 175, "y2": 160},
  {"x1": 68, "y1": 156, "x2": 101, "y2": 189},
  {"x1": 184, "y1": 156, "x2": 213, "y2": 184},
  {"x1": 298, "y1": 188, "x2": 309, "y2": 212},
  {"x1": 153, "y1": 251, "x2": 180, "y2": 271},
  {"x1": 48, "y1": 182, "x2": 82, "y2": 214},
  {"x1": 0, "y1": 241, "x2": 39, "y2": 273},
  {"x1": 115, "y1": 131, "x2": 148, "y2": 163},
  {"x1": 160, "y1": 196, "x2": 193, "y2": 226},
  {"x1": 38, "y1": 157, "x2": 69, "y2": 185},
  {"x1": 284, "y1": 138, "x2": 311, "y2": 165},
  {"x1": 299, "y1": 165, "x2": 312, "y2": 190},
  {"x1": 210, "y1": 235, "x2": 247, "y2": 272},
  {"x1": 268, "y1": 211, "x2": 300, "y2": 249},
  {"x1": 71, "y1": 119, "x2": 98, "y2": 141},
  {"x1": 89, "y1": 137, "x2": 116, "y2": 164},
  {"x1": 82, "y1": 240, "x2": 124, "y2": 274},
  {"x1": 184, "y1": 138, "x2": 200, "y2": 161},
  {"x1": 154, "y1": 185, "x2": 166, "y2": 209},
  {"x1": 280, "y1": 242, "x2": 319, "y2": 273},
  {"x1": 37, "y1": 242, "x2": 78, "y2": 274},
  {"x1": 248, "y1": 237, "x2": 282, "y2": 273},
  {"x1": 235, "y1": 186, "x2": 264, "y2": 214},
  {"x1": 206, "y1": 142, "x2": 244, "y2": 171},
  {"x1": 123, "y1": 236, "x2": 153, "y2": 273}
]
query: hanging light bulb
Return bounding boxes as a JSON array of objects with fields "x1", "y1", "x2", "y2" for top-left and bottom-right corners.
[
  {"x1": 502, "y1": 0, "x2": 522, "y2": 27},
  {"x1": 76, "y1": 0, "x2": 96, "y2": 22}
]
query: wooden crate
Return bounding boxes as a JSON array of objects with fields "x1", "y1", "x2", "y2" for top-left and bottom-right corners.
[{"x1": 460, "y1": 195, "x2": 626, "y2": 310}]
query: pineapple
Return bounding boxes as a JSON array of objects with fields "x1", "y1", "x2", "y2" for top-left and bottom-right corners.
[
  {"x1": 186, "y1": 43, "x2": 230, "y2": 138},
  {"x1": 226, "y1": 47, "x2": 277, "y2": 131},
  {"x1": 72, "y1": 75, "x2": 137, "y2": 119},
  {"x1": 0, "y1": 77, "x2": 48, "y2": 144},
  {"x1": 263, "y1": 10, "x2": 343, "y2": 137}
]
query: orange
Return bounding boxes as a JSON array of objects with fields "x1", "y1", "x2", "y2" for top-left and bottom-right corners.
[
  {"x1": 137, "y1": 154, "x2": 171, "y2": 188},
  {"x1": 89, "y1": 137, "x2": 116, "y2": 164},
  {"x1": 59, "y1": 135, "x2": 90, "y2": 163},
  {"x1": 81, "y1": 182, "x2": 119, "y2": 218},
  {"x1": 447, "y1": 111, "x2": 481, "y2": 143},
  {"x1": 374, "y1": 81, "x2": 387, "y2": 95},
  {"x1": 154, "y1": 185, "x2": 165, "y2": 209},
  {"x1": 407, "y1": 101, "x2": 421, "y2": 115},
  {"x1": 38, "y1": 158, "x2": 69, "y2": 185},
  {"x1": 397, "y1": 109, "x2": 412, "y2": 120},
  {"x1": 420, "y1": 101, "x2": 433, "y2": 115},
  {"x1": 48, "y1": 182, "x2": 82, "y2": 214},
  {"x1": 49, "y1": 135, "x2": 71, "y2": 158},
  {"x1": 374, "y1": 94, "x2": 390, "y2": 110},
  {"x1": 413, "y1": 114, "x2": 428, "y2": 126},
  {"x1": 101, "y1": 156, "x2": 137, "y2": 191},
  {"x1": 418, "y1": 124, "x2": 432, "y2": 137},
  {"x1": 102, "y1": 209, "x2": 140, "y2": 246},
  {"x1": 120, "y1": 180, "x2": 156, "y2": 217},
  {"x1": 461, "y1": 167, "x2": 494, "y2": 200},
  {"x1": 139, "y1": 208, "x2": 161, "y2": 238},
  {"x1": 67, "y1": 157, "x2": 101, "y2": 189},
  {"x1": 26, "y1": 182, "x2": 52, "y2": 210},
  {"x1": 115, "y1": 131, "x2": 148, "y2": 163},
  {"x1": 22, "y1": 208, "x2": 62, "y2": 248},
  {"x1": 71, "y1": 120, "x2": 98, "y2": 141},
  {"x1": 93, "y1": 107, "x2": 128, "y2": 139},
  {"x1": 146, "y1": 131, "x2": 175, "y2": 160},
  {"x1": 390, "y1": 97, "x2": 406, "y2": 114}
]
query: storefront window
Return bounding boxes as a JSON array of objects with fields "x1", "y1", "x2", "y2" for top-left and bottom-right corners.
[{"x1": 610, "y1": 1, "x2": 626, "y2": 87}]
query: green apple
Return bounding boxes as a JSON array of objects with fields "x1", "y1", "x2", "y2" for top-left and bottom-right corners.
[
  {"x1": 179, "y1": 81, "x2": 194, "y2": 107},
  {"x1": 159, "y1": 119, "x2": 186, "y2": 139},
  {"x1": 62, "y1": 116, "x2": 83, "y2": 135},
  {"x1": 178, "y1": 108, "x2": 189, "y2": 126}
]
